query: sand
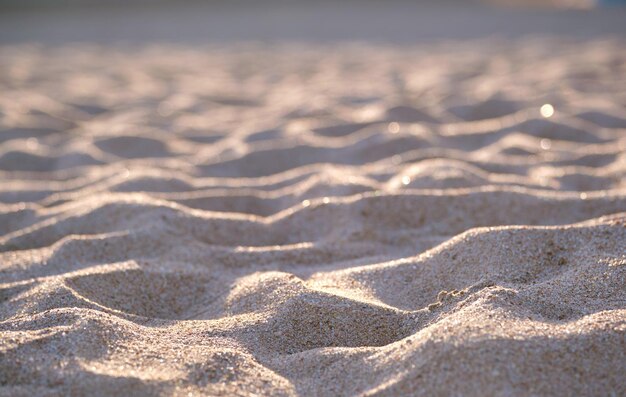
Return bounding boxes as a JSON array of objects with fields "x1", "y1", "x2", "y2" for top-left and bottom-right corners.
[{"x1": 1, "y1": 37, "x2": 625, "y2": 396}]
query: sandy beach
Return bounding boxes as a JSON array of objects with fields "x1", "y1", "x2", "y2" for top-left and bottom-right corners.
[{"x1": 1, "y1": 3, "x2": 626, "y2": 396}]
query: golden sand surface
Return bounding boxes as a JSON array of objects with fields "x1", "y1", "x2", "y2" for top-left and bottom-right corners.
[{"x1": 1, "y1": 39, "x2": 625, "y2": 396}]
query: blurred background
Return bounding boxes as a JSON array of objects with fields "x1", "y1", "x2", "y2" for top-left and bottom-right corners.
[{"x1": 1, "y1": 0, "x2": 625, "y2": 44}]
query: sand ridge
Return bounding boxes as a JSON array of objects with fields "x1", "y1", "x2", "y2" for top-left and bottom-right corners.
[{"x1": 1, "y1": 39, "x2": 625, "y2": 396}]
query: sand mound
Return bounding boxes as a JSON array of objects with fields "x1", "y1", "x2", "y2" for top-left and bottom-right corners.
[{"x1": 1, "y1": 39, "x2": 625, "y2": 396}]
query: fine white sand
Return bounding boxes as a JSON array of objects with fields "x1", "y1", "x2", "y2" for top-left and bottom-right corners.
[{"x1": 1, "y1": 38, "x2": 625, "y2": 396}]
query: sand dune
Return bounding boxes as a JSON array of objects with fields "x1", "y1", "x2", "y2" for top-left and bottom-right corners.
[{"x1": 1, "y1": 38, "x2": 625, "y2": 396}]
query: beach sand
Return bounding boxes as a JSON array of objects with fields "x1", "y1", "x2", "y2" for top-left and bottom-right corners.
[{"x1": 1, "y1": 33, "x2": 625, "y2": 396}]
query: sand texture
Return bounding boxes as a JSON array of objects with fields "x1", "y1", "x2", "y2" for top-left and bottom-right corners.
[{"x1": 1, "y1": 39, "x2": 626, "y2": 396}]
